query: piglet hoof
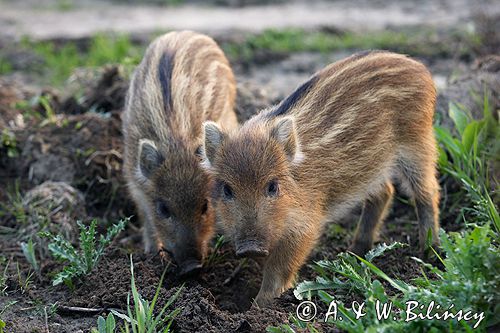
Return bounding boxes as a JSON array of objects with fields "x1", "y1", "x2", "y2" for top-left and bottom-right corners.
[{"x1": 252, "y1": 294, "x2": 273, "y2": 309}]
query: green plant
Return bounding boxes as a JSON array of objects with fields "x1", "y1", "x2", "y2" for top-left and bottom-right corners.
[
  {"x1": 0, "y1": 181, "x2": 26, "y2": 228},
  {"x1": 38, "y1": 95, "x2": 57, "y2": 126},
  {"x1": 40, "y1": 218, "x2": 128, "y2": 287},
  {"x1": 92, "y1": 313, "x2": 116, "y2": 333},
  {"x1": 16, "y1": 262, "x2": 33, "y2": 294},
  {"x1": 221, "y1": 27, "x2": 477, "y2": 63},
  {"x1": 0, "y1": 260, "x2": 9, "y2": 296},
  {"x1": 435, "y1": 96, "x2": 499, "y2": 230},
  {"x1": 18, "y1": 34, "x2": 141, "y2": 85},
  {"x1": 292, "y1": 228, "x2": 498, "y2": 332},
  {"x1": 1, "y1": 129, "x2": 19, "y2": 158},
  {"x1": 294, "y1": 242, "x2": 407, "y2": 302},
  {"x1": 205, "y1": 234, "x2": 227, "y2": 267},
  {"x1": 21, "y1": 238, "x2": 40, "y2": 278},
  {"x1": 110, "y1": 256, "x2": 182, "y2": 333}
]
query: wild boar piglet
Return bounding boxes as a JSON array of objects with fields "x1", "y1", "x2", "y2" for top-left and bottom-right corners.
[
  {"x1": 201, "y1": 51, "x2": 439, "y2": 306},
  {"x1": 123, "y1": 31, "x2": 238, "y2": 276}
]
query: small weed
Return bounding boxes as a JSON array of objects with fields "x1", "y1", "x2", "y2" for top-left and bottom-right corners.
[
  {"x1": 1, "y1": 129, "x2": 19, "y2": 158},
  {"x1": 92, "y1": 313, "x2": 116, "y2": 333},
  {"x1": 40, "y1": 218, "x2": 128, "y2": 287},
  {"x1": 206, "y1": 235, "x2": 227, "y2": 267},
  {"x1": 110, "y1": 256, "x2": 182, "y2": 333},
  {"x1": 41, "y1": 302, "x2": 59, "y2": 319},
  {"x1": 0, "y1": 260, "x2": 9, "y2": 296},
  {"x1": 13, "y1": 94, "x2": 57, "y2": 124},
  {"x1": 0, "y1": 180, "x2": 27, "y2": 226},
  {"x1": 38, "y1": 95, "x2": 57, "y2": 126},
  {"x1": 21, "y1": 238, "x2": 41, "y2": 279},
  {"x1": 16, "y1": 262, "x2": 34, "y2": 294}
]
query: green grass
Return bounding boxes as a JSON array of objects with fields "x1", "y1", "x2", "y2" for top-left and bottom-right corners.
[
  {"x1": 16, "y1": 34, "x2": 142, "y2": 85},
  {"x1": 0, "y1": 260, "x2": 9, "y2": 296},
  {"x1": 287, "y1": 226, "x2": 499, "y2": 332},
  {"x1": 0, "y1": 181, "x2": 27, "y2": 227},
  {"x1": 92, "y1": 256, "x2": 182, "y2": 333},
  {"x1": 40, "y1": 218, "x2": 129, "y2": 287},
  {"x1": 205, "y1": 234, "x2": 227, "y2": 267},
  {"x1": 435, "y1": 94, "x2": 499, "y2": 230},
  {"x1": 221, "y1": 27, "x2": 480, "y2": 63}
]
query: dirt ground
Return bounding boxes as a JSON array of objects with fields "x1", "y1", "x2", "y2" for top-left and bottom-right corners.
[{"x1": 0, "y1": 1, "x2": 499, "y2": 332}]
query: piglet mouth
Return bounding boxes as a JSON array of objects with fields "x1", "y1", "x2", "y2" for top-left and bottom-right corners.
[{"x1": 235, "y1": 240, "x2": 269, "y2": 258}]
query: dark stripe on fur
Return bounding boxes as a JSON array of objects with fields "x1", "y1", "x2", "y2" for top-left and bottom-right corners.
[
  {"x1": 158, "y1": 51, "x2": 175, "y2": 114},
  {"x1": 267, "y1": 75, "x2": 318, "y2": 118}
]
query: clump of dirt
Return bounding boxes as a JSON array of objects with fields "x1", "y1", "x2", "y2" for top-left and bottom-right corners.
[
  {"x1": 10, "y1": 111, "x2": 129, "y2": 220},
  {"x1": 22, "y1": 181, "x2": 85, "y2": 240},
  {"x1": 62, "y1": 65, "x2": 129, "y2": 115}
]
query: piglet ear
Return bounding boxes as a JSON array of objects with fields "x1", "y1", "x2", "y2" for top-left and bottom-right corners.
[
  {"x1": 270, "y1": 117, "x2": 303, "y2": 164},
  {"x1": 138, "y1": 139, "x2": 164, "y2": 179},
  {"x1": 202, "y1": 121, "x2": 225, "y2": 168}
]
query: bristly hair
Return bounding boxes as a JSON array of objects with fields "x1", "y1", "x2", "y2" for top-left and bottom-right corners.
[
  {"x1": 158, "y1": 51, "x2": 176, "y2": 115},
  {"x1": 266, "y1": 75, "x2": 318, "y2": 118}
]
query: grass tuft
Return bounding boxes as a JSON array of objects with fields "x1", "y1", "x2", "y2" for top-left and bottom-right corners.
[{"x1": 98, "y1": 256, "x2": 183, "y2": 333}]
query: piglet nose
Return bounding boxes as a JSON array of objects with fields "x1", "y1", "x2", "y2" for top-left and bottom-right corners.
[
  {"x1": 178, "y1": 259, "x2": 203, "y2": 277},
  {"x1": 235, "y1": 240, "x2": 269, "y2": 258}
]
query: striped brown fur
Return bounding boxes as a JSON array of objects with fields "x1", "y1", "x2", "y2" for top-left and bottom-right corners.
[
  {"x1": 123, "y1": 31, "x2": 238, "y2": 275},
  {"x1": 201, "y1": 51, "x2": 440, "y2": 306}
]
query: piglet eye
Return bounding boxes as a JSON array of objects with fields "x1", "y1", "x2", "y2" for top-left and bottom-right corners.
[
  {"x1": 222, "y1": 183, "x2": 234, "y2": 200},
  {"x1": 195, "y1": 145, "x2": 203, "y2": 158},
  {"x1": 201, "y1": 199, "x2": 208, "y2": 215},
  {"x1": 156, "y1": 200, "x2": 171, "y2": 219},
  {"x1": 266, "y1": 180, "x2": 279, "y2": 197}
]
